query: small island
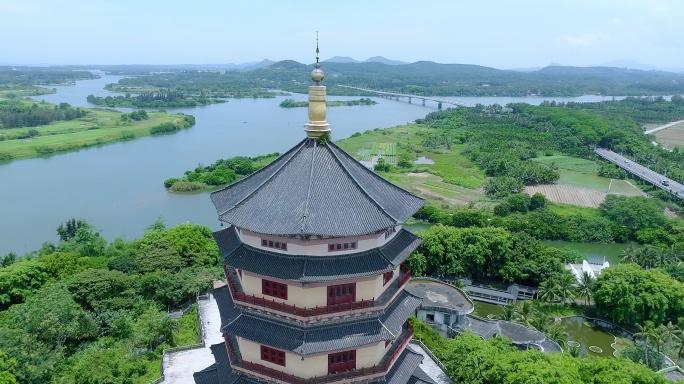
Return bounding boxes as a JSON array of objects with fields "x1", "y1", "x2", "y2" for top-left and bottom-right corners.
[
  {"x1": 164, "y1": 153, "x2": 280, "y2": 192},
  {"x1": 279, "y1": 97, "x2": 376, "y2": 108},
  {"x1": 87, "y1": 91, "x2": 226, "y2": 108}
]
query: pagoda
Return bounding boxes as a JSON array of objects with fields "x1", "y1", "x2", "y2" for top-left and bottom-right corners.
[{"x1": 194, "y1": 44, "x2": 433, "y2": 384}]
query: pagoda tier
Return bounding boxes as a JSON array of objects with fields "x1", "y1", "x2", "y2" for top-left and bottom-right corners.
[
  {"x1": 213, "y1": 226, "x2": 421, "y2": 282},
  {"x1": 210, "y1": 138, "x2": 424, "y2": 238},
  {"x1": 193, "y1": 340, "x2": 437, "y2": 384},
  {"x1": 214, "y1": 285, "x2": 421, "y2": 355}
]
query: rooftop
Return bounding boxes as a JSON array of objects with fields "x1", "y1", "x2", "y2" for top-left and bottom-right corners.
[
  {"x1": 210, "y1": 138, "x2": 424, "y2": 237},
  {"x1": 405, "y1": 278, "x2": 475, "y2": 315}
]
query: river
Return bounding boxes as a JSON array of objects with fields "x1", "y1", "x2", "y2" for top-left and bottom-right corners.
[{"x1": 0, "y1": 75, "x2": 624, "y2": 255}]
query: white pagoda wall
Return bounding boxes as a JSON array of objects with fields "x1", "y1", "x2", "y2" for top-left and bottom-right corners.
[
  {"x1": 239, "y1": 270, "x2": 399, "y2": 308},
  {"x1": 238, "y1": 338, "x2": 387, "y2": 378},
  {"x1": 239, "y1": 226, "x2": 401, "y2": 256}
]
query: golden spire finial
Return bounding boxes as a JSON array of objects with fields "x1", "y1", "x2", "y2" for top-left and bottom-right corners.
[{"x1": 305, "y1": 31, "x2": 330, "y2": 138}]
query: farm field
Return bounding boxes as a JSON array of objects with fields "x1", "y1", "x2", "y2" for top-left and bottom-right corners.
[
  {"x1": 654, "y1": 122, "x2": 684, "y2": 150},
  {"x1": 525, "y1": 184, "x2": 607, "y2": 208}
]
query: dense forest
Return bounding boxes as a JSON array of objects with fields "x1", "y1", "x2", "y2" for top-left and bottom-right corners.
[
  {"x1": 87, "y1": 90, "x2": 226, "y2": 108},
  {"x1": 0, "y1": 99, "x2": 86, "y2": 129},
  {"x1": 279, "y1": 97, "x2": 376, "y2": 108},
  {"x1": 411, "y1": 97, "x2": 684, "y2": 198},
  {"x1": 101, "y1": 60, "x2": 684, "y2": 99},
  {"x1": 0, "y1": 219, "x2": 221, "y2": 383},
  {"x1": 0, "y1": 67, "x2": 97, "y2": 88}
]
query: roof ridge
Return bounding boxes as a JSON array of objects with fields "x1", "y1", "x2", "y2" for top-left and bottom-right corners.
[
  {"x1": 225, "y1": 139, "x2": 308, "y2": 214},
  {"x1": 300, "y1": 139, "x2": 317, "y2": 234},
  {"x1": 326, "y1": 142, "x2": 398, "y2": 223}
]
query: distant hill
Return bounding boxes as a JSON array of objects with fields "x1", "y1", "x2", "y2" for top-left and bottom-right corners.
[
  {"x1": 323, "y1": 56, "x2": 360, "y2": 64},
  {"x1": 234, "y1": 59, "x2": 275, "y2": 71},
  {"x1": 598, "y1": 59, "x2": 657, "y2": 71},
  {"x1": 363, "y1": 56, "x2": 407, "y2": 65}
]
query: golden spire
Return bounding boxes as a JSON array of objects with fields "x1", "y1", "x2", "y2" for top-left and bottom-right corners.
[{"x1": 305, "y1": 32, "x2": 331, "y2": 138}]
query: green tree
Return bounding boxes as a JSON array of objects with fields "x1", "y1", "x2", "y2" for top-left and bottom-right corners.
[
  {"x1": 593, "y1": 264, "x2": 684, "y2": 325},
  {"x1": 576, "y1": 271, "x2": 594, "y2": 305},
  {"x1": 0, "y1": 350, "x2": 17, "y2": 384},
  {"x1": 600, "y1": 195, "x2": 667, "y2": 232},
  {"x1": 0, "y1": 260, "x2": 49, "y2": 308},
  {"x1": 10, "y1": 285, "x2": 97, "y2": 348},
  {"x1": 66, "y1": 269, "x2": 132, "y2": 312}
]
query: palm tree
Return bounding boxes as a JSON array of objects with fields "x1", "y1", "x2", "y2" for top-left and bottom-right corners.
[
  {"x1": 652, "y1": 324, "x2": 669, "y2": 354},
  {"x1": 620, "y1": 243, "x2": 640, "y2": 264},
  {"x1": 576, "y1": 271, "x2": 594, "y2": 305},
  {"x1": 516, "y1": 300, "x2": 536, "y2": 327},
  {"x1": 537, "y1": 279, "x2": 560, "y2": 305},
  {"x1": 530, "y1": 312, "x2": 552, "y2": 333},
  {"x1": 495, "y1": 302, "x2": 517, "y2": 321},
  {"x1": 546, "y1": 324, "x2": 568, "y2": 349},
  {"x1": 556, "y1": 272, "x2": 576, "y2": 304},
  {"x1": 671, "y1": 318, "x2": 684, "y2": 359},
  {"x1": 634, "y1": 321, "x2": 657, "y2": 367}
]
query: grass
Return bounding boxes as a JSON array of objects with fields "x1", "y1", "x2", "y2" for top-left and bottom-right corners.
[
  {"x1": 612, "y1": 337, "x2": 634, "y2": 357},
  {"x1": 175, "y1": 304, "x2": 199, "y2": 346},
  {"x1": 556, "y1": 171, "x2": 611, "y2": 191},
  {"x1": 336, "y1": 125, "x2": 486, "y2": 205},
  {"x1": 654, "y1": 122, "x2": 684, "y2": 150},
  {"x1": 547, "y1": 201, "x2": 602, "y2": 217},
  {"x1": 0, "y1": 100, "x2": 190, "y2": 162},
  {"x1": 535, "y1": 302, "x2": 585, "y2": 317},
  {"x1": 532, "y1": 155, "x2": 599, "y2": 174},
  {"x1": 609, "y1": 179, "x2": 645, "y2": 196}
]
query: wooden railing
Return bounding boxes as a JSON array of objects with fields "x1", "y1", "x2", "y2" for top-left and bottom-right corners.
[
  {"x1": 239, "y1": 325, "x2": 413, "y2": 384},
  {"x1": 225, "y1": 268, "x2": 375, "y2": 317},
  {"x1": 398, "y1": 264, "x2": 411, "y2": 288}
]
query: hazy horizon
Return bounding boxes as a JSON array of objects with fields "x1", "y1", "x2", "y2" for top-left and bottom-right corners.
[{"x1": 1, "y1": 0, "x2": 682, "y2": 70}]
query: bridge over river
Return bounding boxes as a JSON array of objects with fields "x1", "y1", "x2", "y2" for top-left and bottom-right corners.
[
  {"x1": 594, "y1": 146, "x2": 684, "y2": 200},
  {"x1": 337, "y1": 85, "x2": 473, "y2": 109}
]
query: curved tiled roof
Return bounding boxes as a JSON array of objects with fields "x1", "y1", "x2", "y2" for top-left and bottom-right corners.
[
  {"x1": 210, "y1": 138, "x2": 424, "y2": 237},
  {"x1": 213, "y1": 226, "x2": 422, "y2": 282},
  {"x1": 214, "y1": 286, "x2": 422, "y2": 356}
]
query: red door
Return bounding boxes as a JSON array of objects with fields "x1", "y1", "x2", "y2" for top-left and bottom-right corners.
[
  {"x1": 328, "y1": 350, "x2": 356, "y2": 373},
  {"x1": 327, "y1": 283, "x2": 356, "y2": 306}
]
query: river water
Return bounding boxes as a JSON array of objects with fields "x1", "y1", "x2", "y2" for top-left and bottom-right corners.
[{"x1": 0, "y1": 76, "x2": 622, "y2": 255}]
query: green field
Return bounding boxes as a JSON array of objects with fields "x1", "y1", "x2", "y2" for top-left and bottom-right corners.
[
  {"x1": 654, "y1": 122, "x2": 684, "y2": 150},
  {"x1": 336, "y1": 125, "x2": 488, "y2": 208},
  {"x1": 0, "y1": 102, "x2": 192, "y2": 162},
  {"x1": 532, "y1": 155, "x2": 599, "y2": 174}
]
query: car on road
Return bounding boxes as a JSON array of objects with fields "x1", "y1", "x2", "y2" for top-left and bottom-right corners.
[{"x1": 661, "y1": 179, "x2": 670, "y2": 186}]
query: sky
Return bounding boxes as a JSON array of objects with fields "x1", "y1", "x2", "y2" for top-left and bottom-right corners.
[{"x1": 1, "y1": 0, "x2": 682, "y2": 70}]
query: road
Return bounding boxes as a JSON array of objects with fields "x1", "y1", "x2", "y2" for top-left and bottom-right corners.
[{"x1": 594, "y1": 147, "x2": 684, "y2": 199}]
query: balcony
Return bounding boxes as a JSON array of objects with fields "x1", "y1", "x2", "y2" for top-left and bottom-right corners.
[
  {"x1": 224, "y1": 266, "x2": 377, "y2": 319},
  {"x1": 236, "y1": 325, "x2": 414, "y2": 384}
]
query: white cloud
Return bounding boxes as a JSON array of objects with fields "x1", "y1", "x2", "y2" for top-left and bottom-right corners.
[{"x1": 560, "y1": 32, "x2": 611, "y2": 48}]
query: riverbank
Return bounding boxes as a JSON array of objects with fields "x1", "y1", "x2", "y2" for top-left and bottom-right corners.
[{"x1": 0, "y1": 101, "x2": 194, "y2": 162}]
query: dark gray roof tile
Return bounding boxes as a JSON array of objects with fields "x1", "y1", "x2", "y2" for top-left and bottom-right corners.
[
  {"x1": 385, "y1": 349, "x2": 424, "y2": 384},
  {"x1": 210, "y1": 139, "x2": 424, "y2": 237},
  {"x1": 215, "y1": 287, "x2": 418, "y2": 355},
  {"x1": 381, "y1": 291, "x2": 424, "y2": 336},
  {"x1": 214, "y1": 226, "x2": 421, "y2": 282}
]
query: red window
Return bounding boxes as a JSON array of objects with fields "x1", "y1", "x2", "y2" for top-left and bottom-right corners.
[
  {"x1": 261, "y1": 238, "x2": 287, "y2": 251},
  {"x1": 383, "y1": 270, "x2": 394, "y2": 286},
  {"x1": 261, "y1": 345, "x2": 286, "y2": 366},
  {"x1": 328, "y1": 350, "x2": 356, "y2": 373},
  {"x1": 262, "y1": 279, "x2": 288, "y2": 300},
  {"x1": 327, "y1": 283, "x2": 356, "y2": 305},
  {"x1": 328, "y1": 242, "x2": 357, "y2": 252}
]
